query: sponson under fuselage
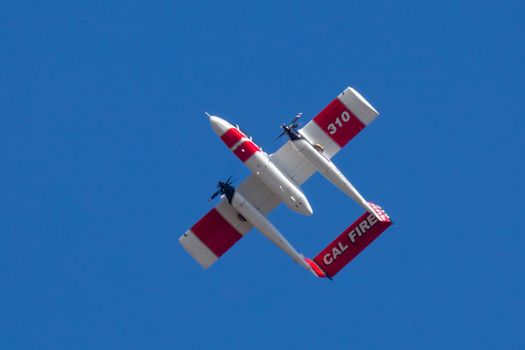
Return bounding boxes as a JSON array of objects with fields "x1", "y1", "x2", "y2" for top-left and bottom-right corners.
[{"x1": 209, "y1": 116, "x2": 313, "y2": 216}]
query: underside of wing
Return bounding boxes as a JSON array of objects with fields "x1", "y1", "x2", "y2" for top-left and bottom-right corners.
[
  {"x1": 301, "y1": 87, "x2": 379, "y2": 159},
  {"x1": 179, "y1": 176, "x2": 281, "y2": 269},
  {"x1": 270, "y1": 142, "x2": 317, "y2": 186},
  {"x1": 179, "y1": 200, "x2": 252, "y2": 268},
  {"x1": 270, "y1": 87, "x2": 379, "y2": 184}
]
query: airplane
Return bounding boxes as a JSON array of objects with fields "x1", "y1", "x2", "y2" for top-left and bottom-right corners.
[{"x1": 179, "y1": 87, "x2": 392, "y2": 279}]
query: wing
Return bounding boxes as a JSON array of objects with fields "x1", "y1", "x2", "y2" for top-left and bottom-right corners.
[
  {"x1": 179, "y1": 176, "x2": 281, "y2": 268},
  {"x1": 270, "y1": 87, "x2": 379, "y2": 184}
]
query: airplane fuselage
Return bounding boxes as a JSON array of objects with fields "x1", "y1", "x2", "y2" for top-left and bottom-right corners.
[{"x1": 209, "y1": 116, "x2": 313, "y2": 216}]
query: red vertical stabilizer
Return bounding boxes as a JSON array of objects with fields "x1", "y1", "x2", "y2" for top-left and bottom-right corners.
[{"x1": 312, "y1": 203, "x2": 392, "y2": 279}]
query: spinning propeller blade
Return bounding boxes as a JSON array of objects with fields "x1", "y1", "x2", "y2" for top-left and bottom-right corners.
[
  {"x1": 277, "y1": 113, "x2": 303, "y2": 140},
  {"x1": 275, "y1": 130, "x2": 287, "y2": 140},
  {"x1": 208, "y1": 189, "x2": 222, "y2": 202},
  {"x1": 290, "y1": 112, "x2": 302, "y2": 128},
  {"x1": 208, "y1": 174, "x2": 236, "y2": 203}
]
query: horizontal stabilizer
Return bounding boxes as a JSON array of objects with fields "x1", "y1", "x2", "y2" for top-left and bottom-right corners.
[{"x1": 312, "y1": 203, "x2": 392, "y2": 278}]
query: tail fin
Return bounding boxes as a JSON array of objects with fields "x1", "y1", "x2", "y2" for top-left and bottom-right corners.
[{"x1": 311, "y1": 202, "x2": 392, "y2": 279}]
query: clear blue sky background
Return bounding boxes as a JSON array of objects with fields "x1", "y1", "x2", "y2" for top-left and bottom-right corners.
[{"x1": 1, "y1": 1, "x2": 524, "y2": 349}]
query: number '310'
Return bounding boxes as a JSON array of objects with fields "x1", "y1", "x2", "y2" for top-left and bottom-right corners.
[{"x1": 327, "y1": 111, "x2": 351, "y2": 135}]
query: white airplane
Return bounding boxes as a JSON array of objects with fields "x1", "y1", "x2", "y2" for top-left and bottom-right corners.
[{"x1": 180, "y1": 87, "x2": 392, "y2": 279}]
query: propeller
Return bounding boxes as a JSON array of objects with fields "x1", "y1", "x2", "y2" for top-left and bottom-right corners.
[
  {"x1": 208, "y1": 175, "x2": 236, "y2": 203},
  {"x1": 276, "y1": 113, "x2": 302, "y2": 140}
]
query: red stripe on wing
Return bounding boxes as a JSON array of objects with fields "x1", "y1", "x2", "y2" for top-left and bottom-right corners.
[
  {"x1": 191, "y1": 208, "x2": 243, "y2": 257},
  {"x1": 313, "y1": 98, "x2": 365, "y2": 147}
]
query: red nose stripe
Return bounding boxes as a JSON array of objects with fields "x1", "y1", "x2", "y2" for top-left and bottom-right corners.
[
  {"x1": 313, "y1": 98, "x2": 365, "y2": 148},
  {"x1": 233, "y1": 140, "x2": 260, "y2": 162},
  {"x1": 191, "y1": 208, "x2": 243, "y2": 257},
  {"x1": 220, "y1": 128, "x2": 245, "y2": 148}
]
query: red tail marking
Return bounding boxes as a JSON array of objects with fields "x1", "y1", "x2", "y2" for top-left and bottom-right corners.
[
  {"x1": 313, "y1": 205, "x2": 392, "y2": 278},
  {"x1": 191, "y1": 208, "x2": 243, "y2": 257},
  {"x1": 313, "y1": 98, "x2": 365, "y2": 147}
]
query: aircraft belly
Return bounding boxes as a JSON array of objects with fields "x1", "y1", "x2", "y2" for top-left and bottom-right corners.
[{"x1": 245, "y1": 155, "x2": 312, "y2": 216}]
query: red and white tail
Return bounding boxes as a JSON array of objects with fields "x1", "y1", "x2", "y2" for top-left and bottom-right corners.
[{"x1": 311, "y1": 203, "x2": 392, "y2": 279}]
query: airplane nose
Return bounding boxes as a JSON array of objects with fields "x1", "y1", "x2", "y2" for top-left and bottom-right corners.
[
  {"x1": 302, "y1": 200, "x2": 313, "y2": 216},
  {"x1": 209, "y1": 116, "x2": 234, "y2": 137},
  {"x1": 294, "y1": 196, "x2": 313, "y2": 216}
]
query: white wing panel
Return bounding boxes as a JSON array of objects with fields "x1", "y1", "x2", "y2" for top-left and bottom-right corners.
[
  {"x1": 179, "y1": 230, "x2": 218, "y2": 269},
  {"x1": 269, "y1": 142, "x2": 318, "y2": 185},
  {"x1": 299, "y1": 122, "x2": 341, "y2": 160},
  {"x1": 338, "y1": 87, "x2": 379, "y2": 126},
  {"x1": 236, "y1": 175, "x2": 281, "y2": 215}
]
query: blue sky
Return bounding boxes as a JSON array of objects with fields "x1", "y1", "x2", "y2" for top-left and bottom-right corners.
[{"x1": 1, "y1": 1, "x2": 524, "y2": 349}]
